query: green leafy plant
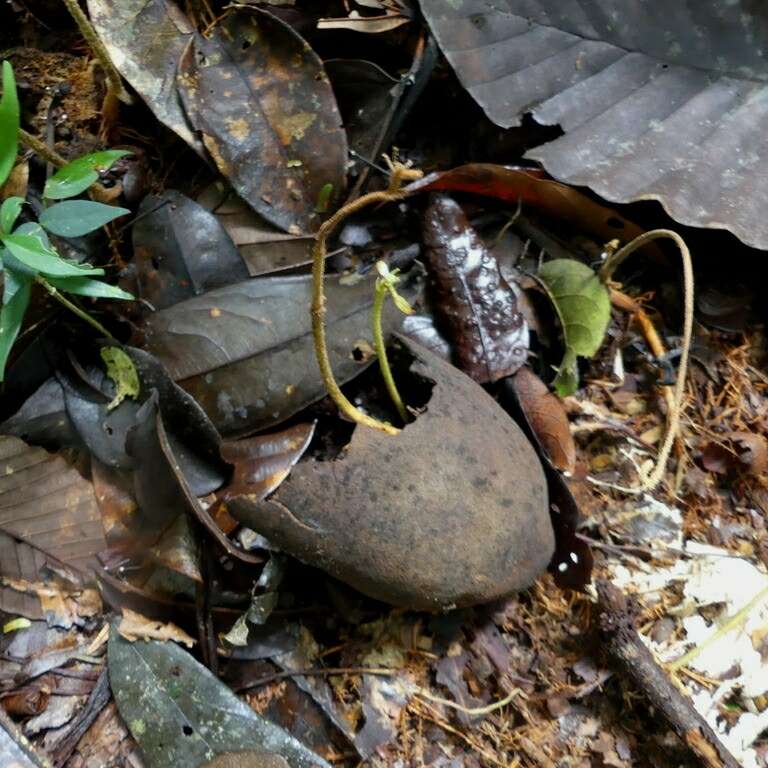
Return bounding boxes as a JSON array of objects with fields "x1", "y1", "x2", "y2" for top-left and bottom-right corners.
[
  {"x1": 0, "y1": 61, "x2": 134, "y2": 381},
  {"x1": 537, "y1": 258, "x2": 611, "y2": 397}
]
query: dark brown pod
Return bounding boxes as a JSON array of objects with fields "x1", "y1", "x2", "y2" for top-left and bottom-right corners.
[{"x1": 231, "y1": 337, "x2": 553, "y2": 610}]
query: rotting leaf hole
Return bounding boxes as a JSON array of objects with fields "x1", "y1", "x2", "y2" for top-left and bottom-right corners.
[{"x1": 306, "y1": 340, "x2": 435, "y2": 462}]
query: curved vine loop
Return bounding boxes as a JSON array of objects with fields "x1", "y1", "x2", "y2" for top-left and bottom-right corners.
[{"x1": 311, "y1": 161, "x2": 422, "y2": 436}]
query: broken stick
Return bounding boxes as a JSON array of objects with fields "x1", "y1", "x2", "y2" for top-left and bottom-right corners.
[{"x1": 596, "y1": 580, "x2": 739, "y2": 768}]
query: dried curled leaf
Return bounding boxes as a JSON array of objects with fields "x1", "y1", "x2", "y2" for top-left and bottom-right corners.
[
  {"x1": 511, "y1": 367, "x2": 575, "y2": 474},
  {"x1": 537, "y1": 259, "x2": 610, "y2": 396},
  {"x1": 422, "y1": 195, "x2": 528, "y2": 383},
  {"x1": 118, "y1": 607, "x2": 196, "y2": 648},
  {"x1": 701, "y1": 431, "x2": 768, "y2": 477},
  {"x1": 219, "y1": 423, "x2": 315, "y2": 505}
]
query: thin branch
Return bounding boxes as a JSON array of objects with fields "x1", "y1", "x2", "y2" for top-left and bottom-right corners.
[
  {"x1": 596, "y1": 580, "x2": 740, "y2": 768},
  {"x1": 60, "y1": 0, "x2": 132, "y2": 104},
  {"x1": 37, "y1": 277, "x2": 114, "y2": 339},
  {"x1": 18, "y1": 128, "x2": 66, "y2": 168}
]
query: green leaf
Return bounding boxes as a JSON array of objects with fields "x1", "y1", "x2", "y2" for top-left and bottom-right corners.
[
  {"x1": 46, "y1": 275, "x2": 134, "y2": 300},
  {"x1": 0, "y1": 61, "x2": 19, "y2": 189},
  {"x1": 108, "y1": 627, "x2": 330, "y2": 768},
  {"x1": 0, "y1": 196, "x2": 23, "y2": 234},
  {"x1": 39, "y1": 200, "x2": 130, "y2": 237},
  {"x1": 3, "y1": 259, "x2": 28, "y2": 302},
  {"x1": 100, "y1": 346, "x2": 140, "y2": 410},
  {"x1": 538, "y1": 259, "x2": 611, "y2": 396},
  {"x1": 43, "y1": 149, "x2": 131, "y2": 200},
  {"x1": 14, "y1": 222, "x2": 50, "y2": 246},
  {"x1": 0, "y1": 269, "x2": 32, "y2": 382},
  {"x1": 2, "y1": 233, "x2": 104, "y2": 277}
]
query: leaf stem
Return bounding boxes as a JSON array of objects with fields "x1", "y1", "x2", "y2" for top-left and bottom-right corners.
[
  {"x1": 311, "y1": 161, "x2": 422, "y2": 436},
  {"x1": 37, "y1": 277, "x2": 114, "y2": 339},
  {"x1": 18, "y1": 129, "x2": 67, "y2": 168},
  {"x1": 60, "y1": 0, "x2": 132, "y2": 105},
  {"x1": 599, "y1": 229, "x2": 694, "y2": 493}
]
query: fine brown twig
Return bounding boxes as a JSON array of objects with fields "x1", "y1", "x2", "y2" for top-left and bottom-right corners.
[{"x1": 596, "y1": 580, "x2": 740, "y2": 768}]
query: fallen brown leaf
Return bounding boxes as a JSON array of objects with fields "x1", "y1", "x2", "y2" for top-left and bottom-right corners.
[
  {"x1": 511, "y1": 367, "x2": 576, "y2": 474},
  {"x1": 117, "y1": 608, "x2": 196, "y2": 648}
]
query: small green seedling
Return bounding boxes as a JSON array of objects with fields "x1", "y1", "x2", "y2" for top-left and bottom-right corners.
[
  {"x1": 373, "y1": 260, "x2": 414, "y2": 423},
  {"x1": 0, "y1": 61, "x2": 134, "y2": 381}
]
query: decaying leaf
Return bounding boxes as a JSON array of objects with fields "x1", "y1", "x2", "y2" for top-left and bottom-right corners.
[
  {"x1": 218, "y1": 423, "x2": 315, "y2": 506},
  {"x1": 537, "y1": 259, "x2": 611, "y2": 396},
  {"x1": 419, "y1": 0, "x2": 768, "y2": 251},
  {"x1": 511, "y1": 367, "x2": 576, "y2": 474},
  {"x1": 86, "y1": 0, "x2": 203, "y2": 155},
  {"x1": 0, "y1": 435, "x2": 106, "y2": 572},
  {"x1": 177, "y1": 9, "x2": 347, "y2": 234},
  {"x1": 325, "y1": 58, "x2": 405, "y2": 170},
  {"x1": 155, "y1": 414, "x2": 263, "y2": 566},
  {"x1": 197, "y1": 184, "x2": 314, "y2": 277},
  {"x1": 138, "y1": 272, "x2": 422, "y2": 436},
  {"x1": 132, "y1": 191, "x2": 250, "y2": 309},
  {"x1": 0, "y1": 529, "x2": 83, "y2": 623},
  {"x1": 0, "y1": 577, "x2": 101, "y2": 629},
  {"x1": 223, "y1": 557, "x2": 285, "y2": 646},
  {"x1": 422, "y1": 195, "x2": 528, "y2": 384},
  {"x1": 701, "y1": 431, "x2": 768, "y2": 476},
  {"x1": 108, "y1": 628, "x2": 331, "y2": 767},
  {"x1": 117, "y1": 608, "x2": 195, "y2": 648}
]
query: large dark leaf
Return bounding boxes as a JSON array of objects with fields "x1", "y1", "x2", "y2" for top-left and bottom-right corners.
[
  {"x1": 197, "y1": 184, "x2": 314, "y2": 278},
  {"x1": 55, "y1": 345, "x2": 225, "y2": 491},
  {"x1": 108, "y1": 628, "x2": 330, "y2": 768},
  {"x1": 177, "y1": 9, "x2": 347, "y2": 234},
  {"x1": 0, "y1": 436, "x2": 106, "y2": 572},
  {"x1": 422, "y1": 195, "x2": 528, "y2": 383},
  {"x1": 86, "y1": 0, "x2": 203, "y2": 155},
  {"x1": 132, "y1": 190, "x2": 249, "y2": 309},
  {"x1": 138, "y1": 272, "x2": 422, "y2": 436},
  {"x1": 419, "y1": 0, "x2": 768, "y2": 250}
]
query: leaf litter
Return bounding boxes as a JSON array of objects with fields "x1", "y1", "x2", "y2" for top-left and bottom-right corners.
[{"x1": 3, "y1": 2, "x2": 768, "y2": 767}]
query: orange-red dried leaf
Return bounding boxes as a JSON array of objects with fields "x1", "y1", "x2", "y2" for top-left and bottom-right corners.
[{"x1": 511, "y1": 367, "x2": 576, "y2": 475}]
